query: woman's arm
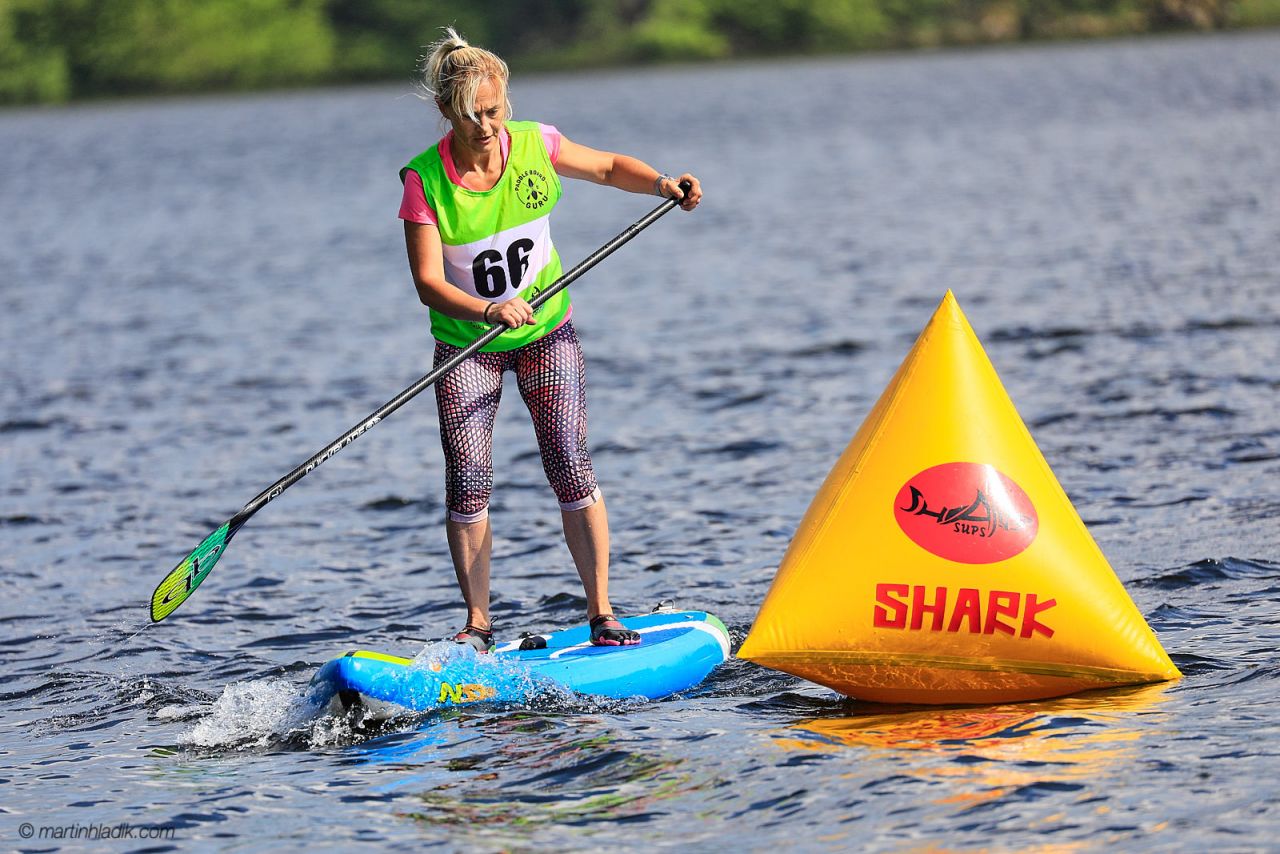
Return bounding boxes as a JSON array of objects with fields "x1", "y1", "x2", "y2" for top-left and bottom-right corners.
[
  {"x1": 404, "y1": 222, "x2": 534, "y2": 327},
  {"x1": 555, "y1": 136, "x2": 702, "y2": 211}
]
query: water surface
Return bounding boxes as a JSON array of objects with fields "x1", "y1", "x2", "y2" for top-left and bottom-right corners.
[{"x1": 2, "y1": 31, "x2": 1278, "y2": 851}]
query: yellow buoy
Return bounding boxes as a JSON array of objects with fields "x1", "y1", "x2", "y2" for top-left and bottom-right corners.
[{"x1": 738, "y1": 291, "x2": 1180, "y2": 704}]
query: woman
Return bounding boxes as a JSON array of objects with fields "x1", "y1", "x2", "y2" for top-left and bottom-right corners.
[{"x1": 400, "y1": 29, "x2": 702, "y2": 651}]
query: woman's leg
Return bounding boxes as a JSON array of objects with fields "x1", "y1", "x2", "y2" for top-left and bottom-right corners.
[
  {"x1": 446, "y1": 515, "x2": 492, "y2": 632},
  {"x1": 434, "y1": 340, "x2": 506, "y2": 634},
  {"x1": 561, "y1": 497, "x2": 610, "y2": 618},
  {"x1": 516, "y1": 324, "x2": 637, "y2": 643}
]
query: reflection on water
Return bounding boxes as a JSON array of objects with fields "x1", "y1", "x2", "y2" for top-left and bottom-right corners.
[
  {"x1": 379, "y1": 713, "x2": 698, "y2": 844},
  {"x1": 781, "y1": 683, "x2": 1174, "y2": 817}
]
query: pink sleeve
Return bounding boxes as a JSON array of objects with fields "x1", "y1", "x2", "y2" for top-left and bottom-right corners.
[
  {"x1": 398, "y1": 170, "x2": 437, "y2": 225},
  {"x1": 539, "y1": 123, "x2": 561, "y2": 165}
]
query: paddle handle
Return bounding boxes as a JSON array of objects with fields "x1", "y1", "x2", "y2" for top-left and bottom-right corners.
[{"x1": 234, "y1": 182, "x2": 691, "y2": 525}]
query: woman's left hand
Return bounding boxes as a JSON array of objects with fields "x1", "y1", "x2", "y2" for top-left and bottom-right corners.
[
  {"x1": 658, "y1": 173, "x2": 702, "y2": 211},
  {"x1": 487, "y1": 297, "x2": 536, "y2": 329}
]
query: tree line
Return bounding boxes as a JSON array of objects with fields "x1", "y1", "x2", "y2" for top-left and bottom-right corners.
[{"x1": 2, "y1": 0, "x2": 1276, "y2": 105}]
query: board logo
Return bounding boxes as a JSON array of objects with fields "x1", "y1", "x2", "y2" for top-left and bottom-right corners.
[
  {"x1": 438, "y1": 682, "x2": 497, "y2": 704},
  {"x1": 894, "y1": 462, "x2": 1038, "y2": 564},
  {"x1": 515, "y1": 169, "x2": 550, "y2": 209}
]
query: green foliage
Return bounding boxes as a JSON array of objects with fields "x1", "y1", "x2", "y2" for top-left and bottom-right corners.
[
  {"x1": 517, "y1": 0, "x2": 654, "y2": 70},
  {"x1": 1229, "y1": 0, "x2": 1280, "y2": 23},
  {"x1": 0, "y1": 0, "x2": 339, "y2": 103},
  {"x1": 631, "y1": 0, "x2": 730, "y2": 61},
  {"x1": 702, "y1": 0, "x2": 891, "y2": 53},
  {"x1": 0, "y1": 0, "x2": 71, "y2": 103},
  {"x1": 64, "y1": 0, "x2": 336, "y2": 95},
  {"x1": 1, "y1": 0, "x2": 1274, "y2": 105},
  {"x1": 325, "y1": 0, "x2": 489, "y2": 80},
  {"x1": 807, "y1": 1, "x2": 894, "y2": 50},
  {"x1": 1142, "y1": 0, "x2": 1229, "y2": 29}
]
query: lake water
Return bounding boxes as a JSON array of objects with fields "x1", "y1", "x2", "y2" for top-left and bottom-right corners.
[{"x1": 2, "y1": 30, "x2": 1278, "y2": 851}]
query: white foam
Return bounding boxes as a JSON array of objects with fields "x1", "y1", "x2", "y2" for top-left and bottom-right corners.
[
  {"x1": 409, "y1": 639, "x2": 477, "y2": 668},
  {"x1": 409, "y1": 640, "x2": 574, "y2": 706},
  {"x1": 185, "y1": 677, "x2": 323, "y2": 749}
]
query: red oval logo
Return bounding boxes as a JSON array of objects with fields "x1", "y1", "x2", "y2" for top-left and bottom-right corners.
[{"x1": 894, "y1": 462, "x2": 1038, "y2": 564}]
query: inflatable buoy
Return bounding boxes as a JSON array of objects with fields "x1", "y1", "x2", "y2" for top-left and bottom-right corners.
[{"x1": 738, "y1": 292, "x2": 1180, "y2": 704}]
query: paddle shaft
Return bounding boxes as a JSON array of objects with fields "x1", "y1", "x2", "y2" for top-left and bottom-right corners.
[{"x1": 229, "y1": 185, "x2": 689, "y2": 529}]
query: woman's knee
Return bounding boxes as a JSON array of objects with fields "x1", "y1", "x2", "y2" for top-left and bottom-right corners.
[
  {"x1": 558, "y1": 485, "x2": 602, "y2": 512},
  {"x1": 445, "y1": 461, "x2": 493, "y2": 520},
  {"x1": 540, "y1": 450, "x2": 598, "y2": 505}
]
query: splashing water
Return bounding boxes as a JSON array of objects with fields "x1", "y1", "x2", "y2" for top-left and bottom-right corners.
[
  {"x1": 181, "y1": 643, "x2": 639, "y2": 752},
  {"x1": 413, "y1": 640, "x2": 647, "y2": 713},
  {"x1": 185, "y1": 678, "x2": 329, "y2": 749}
]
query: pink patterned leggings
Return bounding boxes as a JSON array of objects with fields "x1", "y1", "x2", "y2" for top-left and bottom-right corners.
[{"x1": 433, "y1": 322, "x2": 600, "y2": 522}]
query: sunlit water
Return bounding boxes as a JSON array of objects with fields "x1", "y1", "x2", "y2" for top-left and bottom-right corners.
[{"x1": 2, "y1": 31, "x2": 1278, "y2": 851}]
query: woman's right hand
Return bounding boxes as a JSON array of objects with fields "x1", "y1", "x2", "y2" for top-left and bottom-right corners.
[{"x1": 484, "y1": 297, "x2": 536, "y2": 329}]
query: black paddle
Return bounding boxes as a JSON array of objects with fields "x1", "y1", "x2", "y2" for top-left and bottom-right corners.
[{"x1": 150, "y1": 181, "x2": 692, "y2": 622}]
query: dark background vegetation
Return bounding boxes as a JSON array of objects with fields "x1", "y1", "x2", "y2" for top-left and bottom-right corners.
[{"x1": 3, "y1": 0, "x2": 1278, "y2": 104}]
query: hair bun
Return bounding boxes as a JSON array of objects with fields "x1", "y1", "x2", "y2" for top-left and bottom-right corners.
[{"x1": 417, "y1": 27, "x2": 511, "y2": 122}]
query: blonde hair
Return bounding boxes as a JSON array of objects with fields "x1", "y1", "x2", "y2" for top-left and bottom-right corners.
[{"x1": 417, "y1": 27, "x2": 512, "y2": 123}]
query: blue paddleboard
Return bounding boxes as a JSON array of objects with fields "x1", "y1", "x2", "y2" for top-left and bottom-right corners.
[{"x1": 308, "y1": 609, "x2": 730, "y2": 716}]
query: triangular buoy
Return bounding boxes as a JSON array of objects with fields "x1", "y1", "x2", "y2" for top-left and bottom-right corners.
[{"x1": 738, "y1": 292, "x2": 1180, "y2": 704}]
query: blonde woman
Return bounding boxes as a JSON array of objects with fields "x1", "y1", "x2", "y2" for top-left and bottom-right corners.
[{"x1": 400, "y1": 28, "x2": 702, "y2": 651}]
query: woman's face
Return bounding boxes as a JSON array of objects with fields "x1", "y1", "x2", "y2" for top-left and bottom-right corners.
[{"x1": 443, "y1": 78, "x2": 506, "y2": 159}]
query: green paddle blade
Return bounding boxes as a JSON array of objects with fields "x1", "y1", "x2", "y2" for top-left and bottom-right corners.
[{"x1": 150, "y1": 521, "x2": 232, "y2": 622}]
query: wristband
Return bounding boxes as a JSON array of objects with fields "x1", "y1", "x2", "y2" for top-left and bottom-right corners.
[
  {"x1": 483, "y1": 303, "x2": 494, "y2": 323},
  {"x1": 654, "y1": 173, "x2": 676, "y2": 197}
]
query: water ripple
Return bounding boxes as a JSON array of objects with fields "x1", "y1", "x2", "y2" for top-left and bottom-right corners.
[{"x1": 3, "y1": 32, "x2": 1279, "y2": 850}]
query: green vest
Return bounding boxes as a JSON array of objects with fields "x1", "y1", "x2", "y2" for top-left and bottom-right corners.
[{"x1": 402, "y1": 121, "x2": 568, "y2": 351}]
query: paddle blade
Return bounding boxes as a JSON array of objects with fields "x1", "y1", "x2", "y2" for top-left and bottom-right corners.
[{"x1": 150, "y1": 521, "x2": 233, "y2": 622}]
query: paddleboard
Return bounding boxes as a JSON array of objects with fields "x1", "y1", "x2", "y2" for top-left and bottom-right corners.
[{"x1": 308, "y1": 609, "x2": 730, "y2": 717}]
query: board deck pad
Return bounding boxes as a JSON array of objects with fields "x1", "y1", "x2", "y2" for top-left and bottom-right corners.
[{"x1": 309, "y1": 610, "x2": 730, "y2": 715}]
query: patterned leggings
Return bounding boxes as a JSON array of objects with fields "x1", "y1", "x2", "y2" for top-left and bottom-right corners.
[{"x1": 434, "y1": 321, "x2": 600, "y2": 522}]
